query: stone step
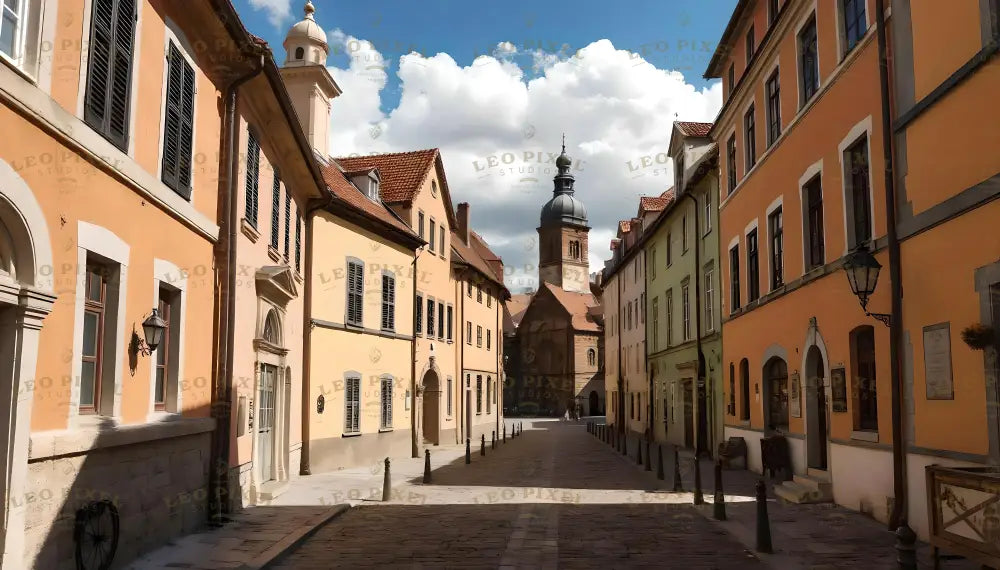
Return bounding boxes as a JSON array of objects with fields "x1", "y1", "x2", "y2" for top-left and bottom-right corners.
[
  {"x1": 774, "y1": 479, "x2": 833, "y2": 504},
  {"x1": 793, "y1": 474, "x2": 833, "y2": 495}
]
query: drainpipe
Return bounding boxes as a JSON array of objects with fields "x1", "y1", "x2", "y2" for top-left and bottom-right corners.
[
  {"x1": 617, "y1": 271, "x2": 624, "y2": 437},
  {"x1": 496, "y1": 285, "x2": 501, "y2": 436},
  {"x1": 299, "y1": 194, "x2": 333, "y2": 476},
  {"x1": 210, "y1": 53, "x2": 264, "y2": 526},
  {"x1": 459, "y1": 278, "x2": 464, "y2": 443},
  {"x1": 875, "y1": 0, "x2": 908, "y2": 534},
  {"x1": 411, "y1": 247, "x2": 423, "y2": 458},
  {"x1": 677, "y1": 188, "x2": 706, "y2": 458}
]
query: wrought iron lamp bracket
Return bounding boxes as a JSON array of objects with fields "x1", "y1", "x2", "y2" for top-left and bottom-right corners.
[{"x1": 866, "y1": 312, "x2": 892, "y2": 328}]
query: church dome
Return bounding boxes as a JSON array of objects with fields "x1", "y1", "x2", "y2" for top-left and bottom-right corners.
[
  {"x1": 286, "y1": 2, "x2": 327, "y2": 47},
  {"x1": 541, "y1": 193, "x2": 588, "y2": 225}
]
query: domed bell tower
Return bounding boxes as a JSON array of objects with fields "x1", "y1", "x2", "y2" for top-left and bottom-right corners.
[
  {"x1": 279, "y1": 1, "x2": 342, "y2": 158},
  {"x1": 538, "y1": 135, "x2": 590, "y2": 293}
]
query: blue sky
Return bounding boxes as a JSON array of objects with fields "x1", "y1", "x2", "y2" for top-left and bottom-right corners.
[{"x1": 235, "y1": 0, "x2": 736, "y2": 113}]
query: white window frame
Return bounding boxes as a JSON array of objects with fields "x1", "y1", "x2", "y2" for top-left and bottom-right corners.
[
  {"x1": 681, "y1": 280, "x2": 691, "y2": 341},
  {"x1": 797, "y1": 159, "x2": 825, "y2": 274},
  {"x1": 728, "y1": 237, "x2": 741, "y2": 314},
  {"x1": 380, "y1": 375, "x2": 393, "y2": 430},
  {"x1": 344, "y1": 375, "x2": 361, "y2": 434},
  {"x1": 765, "y1": 195, "x2": 784, "y2": 293},
  {"x1": 744, "y1": 218, "x2": 760, "y2": 302},
  {"x1": 837, "y1": 115, "x2": 876, "y2": 256},
  {"x1": 148, "y1": 258, "x2": 186, "y2": 421},
  {"x1": 156, "y1": 21, "x2": 200, "y2": 199},
  {"x1": 704, "y1": 263, "x2": 715, "y2": 333},
  {"x1": 835, "y1": 0, "x2": 871, "y2": 60},
  {"x1": 794, "y1": 4, "x2": 821, "y2": 111}
]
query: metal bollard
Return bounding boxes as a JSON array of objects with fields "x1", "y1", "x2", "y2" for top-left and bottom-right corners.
[
  {"x1": 672, "y1": 446, "x2": 684, "y2": 492},
  {"x1": 503, "y1": 424, "x2": 507, "y2": 443},
  {"x1": 895, "y1": 523, "x2": 917, "y2": 570},
  {"x1": 492, "y1": 430, "x2": 496, "y2": 450},
  {"x1": 657, "y1": 444, "x2": 665, "y2": 480},
  {"x1": 481, "y1": 434, "x2": 486, "y2": 456},
  {"x1": 693, "y1": 457, "x2": 704, "y2": 505},
  {"x1": 465, "y1": 438, "x2": 471, "y2": 464},
  {"x1": 636, "y1": 438, "x2": 643, "y2": 465},
  {"x1": 755, "y1": 480, "x2": 773, "y2": 553},
  {"x1": 423, "y1": 449, "x2": 432, "y2": 484},
  {"x1": 644, "y1": 439, "x2": 652, "y2": 471},
  {"x1": 713, "y1": 460, "x2": 726, "y2": 520},
  {"x1": 622, "y1": 432, "x2": 628, "y2": 456},
  {"x1": 382, "y1": 457, "x2": 391, "y2": 502}
]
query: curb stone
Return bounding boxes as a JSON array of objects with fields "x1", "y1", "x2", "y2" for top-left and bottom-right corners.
[{"x1": 239, "y1": 504, "x2": 351, "y2": 570}]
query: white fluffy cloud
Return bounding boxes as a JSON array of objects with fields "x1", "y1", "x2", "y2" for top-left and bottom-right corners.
[
  {"x1": 324, "y1": 32, "x2": 722, "y2": 293},
  {"x1": 249, "y1": 0, "x2": 291, "y2": 28}
]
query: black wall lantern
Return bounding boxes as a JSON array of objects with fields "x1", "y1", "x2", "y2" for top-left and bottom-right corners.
[
  {"x1": 132, "y1": 308, "x2": 167, "y2": 357},
  {"x1": 842, "y1": 246, "x2": 891, "y2": 327}
]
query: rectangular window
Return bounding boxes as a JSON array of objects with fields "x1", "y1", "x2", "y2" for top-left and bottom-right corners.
[
  {"x1": 84, "y1": 0, "x2": 136, "y2": 151},
  {"x1": 805, "y1": 176, "x2": 825, "y2": 269},
  {"x1": 666, "y1": 233, "x2": 672, "y2": 266},
  {"x1": 769, "y1": 0, "x2": 779, "y2": 25},
  {"x1": 283, "y1": 192, "x2": 291, "y2": 260},
  {"x1": 487, "y1": 292, "x2": 492, "y2": 307},
  {"x1": 477, "y1": 325, "x2": 483, "y2": 347},
  {"x1": 769, "y1": 208, "x2": 784, "y2": 289},
  {"x1": 651, "y1": 297, "x2": 659, "y2": 351},
  {"x1": 744, "y1": 104, "x2": 756, "y2": 170},
  {"x1": 682, "y1": 217, "x2": 688, "y2": 252},
  {"x1": 346, "y1": 260, "x2": 364, "y2": 326},
  {"x1": 487, "y1": 329, "x2": 491, "y2": 350},
  {"x1": 437, "y1": 301, "x2": 444, "y2": 340},
  {"x1": 666, "y1": 289, "x2": 674, "y2": 346},
  {"x1": 745, "y1": 25, "x2": 755, "y2": 65},
  {"x1": 0, "y1": 0, "x2": 25, "y2": 60},
  {"x1": 853, "y1": 326, "x2": 878, "y2": 431},
  {"x1": 381, "y1": 274, "x2": 395, "y2": 331},
  {"x1": 467, "y1": 281, "x2": 472, "y2": 297},
  {"x1": 766, "y1": 69, "x2": 781, "y2": 146},
  {"x1": 270, "y1": 176, "x2": 281, "y2": 249},
  {"x1": 727, "y1": 63, "x2": 735, "y2": 97},
  {"x1": 447, "y1": 377, "x2": 453, "y2": 416},
  {"x1": 439, "y1": 225, "x2": 445, "y2": 256},
  {"x1": 154, "y1": 287, "x2": 176, "y2": 411},
  {"x1": 843, "y1": 0, "x2": 867, "y2": 53},
  {"x1": 429, "y1": 220, "x2": 436, "y2": 252},
  {"x1": 476, "y1": 375, "x2": 483, "y2": 414},
  {"x1": 486, "y1": 377, "x2": 492, "y2": 414},
  {"x1": 244, "y1": 130, "x2": 261, "y2": 227},
  {"x1": 295, "y1": 208, "x2": 302, "y2": 272},
  {"x1": 380, "y1": 376, "x2": 393, "y2": 429},
  {"x1": 418, "y1": 211, "x2": 425, "y2": 238},
  {"x1": 447, "y1": 305, "x2": 453, "y2": 341},
  {"x1": 747, "y1": 229, "x2": 760, "y2": 302},
  {"x1": 651, "y1": 248, "x2": 657, "y2": 278},
  {"x1": 161, "y1": 42, "x2": 195, "y2": 198},
  {"x1": 730, "y1": 246, "x2": 741, "y2": 312},
  {"x1": 799, "y1": 16, "x2": 819, "y2": 105},
  {"x1": 726, "y1": 134, "x2": 737, "y2": 195},
  {"x1": 705, "y1": 265, "x2": 715, "y2": 332},
  {"x1": 427, "y1": 298, "x2": 435, "y2": 337},
  {"x1": 847, "y1": 135, "x2": 872, "y2": 247},
  {"x1": 466, "y1": 321, "x2": 472, "y2": 344},
  {"x1": 682, "y1": 282, "x2": 691, "y2": 341},
  {"x1": 477, "y1": 284, "x2": 483, "y2": 303},
  {"x1": 704, "y1": 193, "x2": 712, "y2": 234},
  {"x1": 345, "y1": 377, "x2": 360, "y2": 433},
  {"x1": 415, "y1": 293, "x2": 423, "y2": 335}
]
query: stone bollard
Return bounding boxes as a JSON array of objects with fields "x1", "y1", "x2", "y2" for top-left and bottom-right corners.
[
  {"x1": 693, "y1": 456, "x2": 704, "y2": 505},
  {"x1": 895, "y1": 523, "x2": 917, "y2": 570},
  {"x1": 713, "y1": 460, "x2": 726, "y2": 521},
  {"x1": 644, "y1": 439, "x2": 652, "y2": 472},
  {"x1": 755, "y1": 480, "x2": 773, "y2": 553},
  {"x1": 636, "y1": 438, "x2": 643, "y2": 465},
  {"x1": 382, "y1": 457, "x2": 391, "y2": 502},
  {"x1": 465, "y1": 438, "x2": 471, "y2": 464},
  {"x1": 423, "y1": 449, "x2": 432, "y2": 484},
  {"x1": 503, "y1": 424, "x2": 507, "y2": 443},
  {"x1": 481, "y1": 434, "x2": 486, "y2": 456},
  {"x1": 672, "y1": 446, "x2": 684, "y2": 492},
  {"x1": 492, "y1": 430, "x2": 496, "y2": 450},
  {"x1": 657, "y1": 444, "x2": 665, "y2": 480}
]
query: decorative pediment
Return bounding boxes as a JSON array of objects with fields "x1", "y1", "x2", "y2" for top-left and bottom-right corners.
[{"x1": 256, "y1": 265, "x2": 298, "y2": 306}]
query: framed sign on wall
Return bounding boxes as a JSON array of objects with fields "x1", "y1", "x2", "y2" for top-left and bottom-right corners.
[{"x1": 831, "y1": 367, "x2": 847, "y2": 412}]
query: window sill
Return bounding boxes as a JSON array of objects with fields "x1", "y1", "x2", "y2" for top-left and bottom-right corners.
[
  {"x1": 739, "y1": 420, "x2": 751, "y2": 428},
  {"x1": 851, "y1": 430, "x2": 879, "y2": 443},
  {"x1": 267, "y1": 246, "x2": 281, "y2": 263},
  {"x1": 240, "y1": 219, "x2": 262, "y2": 243},
  {"x1": 345, "y1": 322, "x2": 363, "y2": 330},
  {"x1": 379, "y1": 428, "x2": 393, "y2": 433},
  {"x1": 342, "y1": 432, "x2": 362, "y2": 438}
]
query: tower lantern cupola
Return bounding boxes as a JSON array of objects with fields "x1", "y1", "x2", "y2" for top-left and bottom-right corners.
[
  {"x1": 283, "y1": 1, "x2": 329, "y2": 67},
  {"x1": 537, "y1": 135, "x2": 590, "y2": 293}
]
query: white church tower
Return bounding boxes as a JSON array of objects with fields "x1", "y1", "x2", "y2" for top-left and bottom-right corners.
[{"x1": 280, "y1": 1, "x2": 342, "y2": 158}]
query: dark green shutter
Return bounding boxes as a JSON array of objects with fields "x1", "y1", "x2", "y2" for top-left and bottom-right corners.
[
  {"x1": 161, "y1": 42, "x2": 195, "y2": 199},
  {"x1": 283, "y1": 193, "x2": 291, "y2": 260},
  {"x1": 295, "y1": 208, "x2": 302, "y2": 272},
  {"x1": 84, "y1": 0, "x2": 135, "y2": 150},
  {"x1": 245, "y1": 130, "x2": 260, "y2": 227},
  {"x1": 270, "y1": 176, "x2": 280, "y2": 248}
]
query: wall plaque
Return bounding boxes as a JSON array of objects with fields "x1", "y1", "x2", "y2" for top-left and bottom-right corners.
[
  {"x1": 790, "y1": 372, "x2": 801, "y2": 418},
  {"x1": 831, "y1": 367, "x2": 848, "y2": 412},
  {"x1": 924, "y1": 322, "x2": 955, "y2": 400}
]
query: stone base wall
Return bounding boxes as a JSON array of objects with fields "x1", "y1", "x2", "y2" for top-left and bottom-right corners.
[
  {"x1": 309, "y1": 429, "x2": 412, "y2": 474},
  {"x1": 23, "y1": 430, "x2": 211, "y2": 569}
]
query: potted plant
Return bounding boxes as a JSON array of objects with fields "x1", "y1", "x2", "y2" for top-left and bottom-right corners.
[{"x1": 961, "y1": 323, "x2": 995, "y2": 350}]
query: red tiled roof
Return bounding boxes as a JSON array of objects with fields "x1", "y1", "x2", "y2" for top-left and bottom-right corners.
[
  {"x1": 676, "y1": 121, "x2": 714, "y2": 137},
  {"x1": 505, "y1": 294, "x2": 532, "y2": 328},
  {"x1": 543, "y1": 282, "x2": 602, "y2": 332},
  {"x1": 618, "y1": 220, "x2": 632, "y2": 233},
  {"x1": 451, "y1": 232, "x2": 506, "y2": 290},
  {"x1": 334, "y1": 149, "x2": 439, "y2": 204},
  {"x1": 318, "y1": 160, "x2": 417, "y2": 237},
  {"x1": 660, "y1": 187, "x2": 676, "y2": 200},
  {"x1": 639, "y1": 195, "x2": 671, "y2": 213}
]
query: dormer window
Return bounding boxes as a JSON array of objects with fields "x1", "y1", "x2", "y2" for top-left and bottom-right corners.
[
  {"x1": 366, "y1": 174, "x2": 380, "y2": 201},
  {"x1": 295, "y1": 47, "x2": 304, "y2": 60}
]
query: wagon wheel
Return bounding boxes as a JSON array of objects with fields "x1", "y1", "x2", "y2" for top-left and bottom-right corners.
[{"x1": 74, "y1": 499, "x2": 119, "y2": 570}]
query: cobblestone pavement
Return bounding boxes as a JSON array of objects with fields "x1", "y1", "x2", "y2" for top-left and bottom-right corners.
[{"x1": 273, "y1": 419, "x2": 763, "y2": 569}]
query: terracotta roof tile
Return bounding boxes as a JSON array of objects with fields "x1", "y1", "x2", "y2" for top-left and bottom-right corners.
[
  {"x1": 451, "y1": 232, "x2": 506, "y2": 290},
  {"x1": 505, "y1": 294, "x2": 533, "y2": 328},
  {"x1": 660, "y1": 187, "x2": 676, "y2": 200},
  {"x1": 318, "y1": 160, "x2": 417, "y2": 237},
  {"x1": 618, "y1": 220, "x2": 632, "y2": 233},
  {"x1": 676, "y1": 121, "x2": 714, "y2": 137},
  {"x1": 334, "y1": 149, "x2": 439, "y2": 204},
  {"x1": 542, "y1": 282, "x2": 602, "y2": 332},
  {"x1": 639, "y1": 195, "x2": 672, "y2": 213}
]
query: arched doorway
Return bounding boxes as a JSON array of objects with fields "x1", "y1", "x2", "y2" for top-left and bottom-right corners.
[
  {"x1": 763, "y1": 357, "x2": 789, "y2": 433},
  {"x1": 588, "y1": 390, "x2": 599, "y2": 415},
  {"x1": 805, "y1": 345, "x2": 828, "y2": 470},
  {"x1": 421, "y1": 369, "x2": 440, "y2": 445}
]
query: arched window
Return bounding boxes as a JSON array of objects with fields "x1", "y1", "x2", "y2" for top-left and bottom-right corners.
[
  {"x1": 851, "y1": 325, "x2": 878, "y2": 431},
  {"x1": 739, "y1": 358, "x2": 750, "y2": 420},
  {"x1": 263, "y1": 309, "x2": 281, "y2": 346},
  {"x1": 294, "y1": 47, "x2": 304, "y2": 60},
  {"x1": 728, "y1": 363, "x2": 736, "y2": 415},
  {"x1": 587, "y1": 348, "x2": 596, "y2": 366}
]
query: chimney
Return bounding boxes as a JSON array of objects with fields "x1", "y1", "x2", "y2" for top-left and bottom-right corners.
[{"x1": 457, "y1": 202, "x2": 470, "y2": 245}]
